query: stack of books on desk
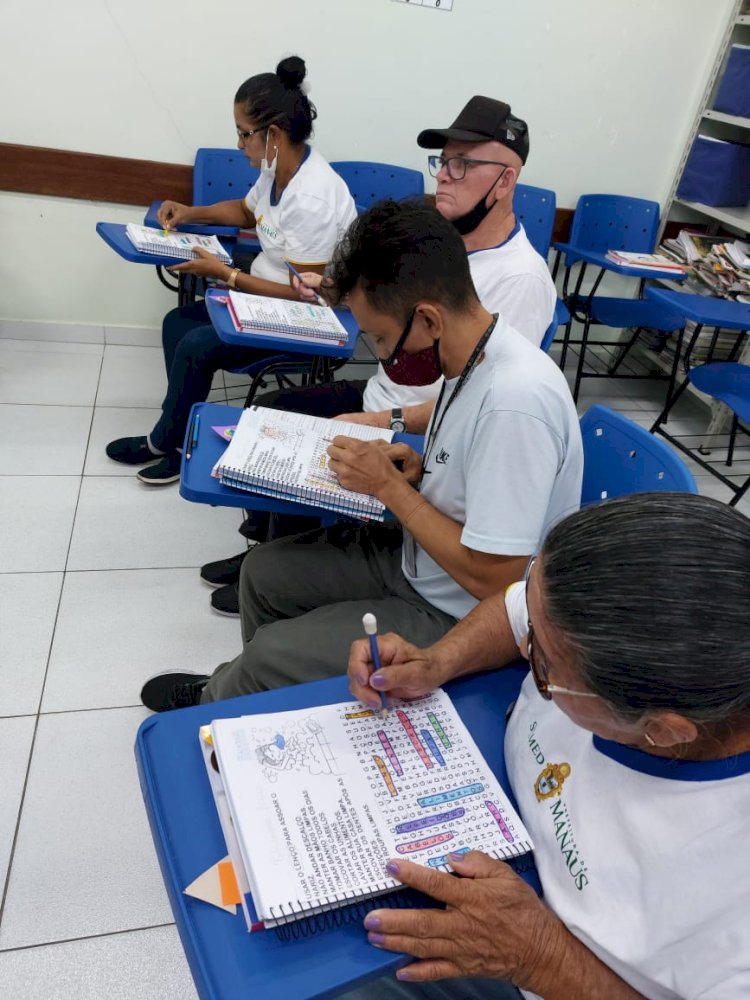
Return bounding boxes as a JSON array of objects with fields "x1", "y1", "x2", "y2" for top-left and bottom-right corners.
[
  {"x1": 658, "y1": 230, "x2": 750, "y2": 303},
  {"x1": 227, "y1": 291, "x2": 348, "y2": 345},
  {"x1": 125, "y1": 224, "x2": 232, "y2": 264},
  {"x1": 215, "y1": 406, "x2": 393, "y2": 520},
  {"x1": 198, "y1": 689, "x2": 532, "y2": 935}
]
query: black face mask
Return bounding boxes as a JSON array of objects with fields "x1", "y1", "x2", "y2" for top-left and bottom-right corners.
[{"x1": 451, "y1": 178, "x2": 499, "y2": 236}]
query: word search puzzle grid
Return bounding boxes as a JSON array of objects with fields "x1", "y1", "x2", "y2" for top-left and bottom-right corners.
[{"x1": 341, "y1": 690, "x2": 523, "y2": 867}]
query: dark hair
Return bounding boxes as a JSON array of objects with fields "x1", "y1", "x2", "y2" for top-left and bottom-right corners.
[
  {"x1": 234, "y1": 56, "x2": 317, "y2": 143},
  {"x1": 540, "y1": 492, "x2": 750, "y2": 723},
  {"x1": 324, "y1": 199, "x2": 478, "y2": 323}
]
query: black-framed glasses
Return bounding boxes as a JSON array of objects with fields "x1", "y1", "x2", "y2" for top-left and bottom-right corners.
[
  {"x1": 427, "y1": 154, "x2": 510, "y2": 181},
  {"x1": 236, "y1": 126, "x2": 263, "y2": 143},
  {"x1": 383, "y1": 308, "x2": 417, "y2": 366},
  {"x1": 524, "y1": 558, "x2": 598, "y2": 702}
]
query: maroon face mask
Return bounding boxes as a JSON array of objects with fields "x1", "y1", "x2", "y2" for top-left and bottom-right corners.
[{"x1": 382, "y1": 342, "x2": 443, "y2": 386}]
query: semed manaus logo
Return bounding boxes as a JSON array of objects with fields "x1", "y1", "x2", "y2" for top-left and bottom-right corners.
[
  {"x1": 255, "y1": 214, "x2": 279, "y2": 241},
  {"x1": 527, "y1": 721, "x2": 589, "y2": 891}
]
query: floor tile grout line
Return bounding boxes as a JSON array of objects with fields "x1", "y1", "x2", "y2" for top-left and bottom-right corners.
[
  {"x1": 0, "y1": 921, "x2": 177, "y2": 956},
  {"x1": 0, "y1": 350, "x2": 105, "y2": 928}
]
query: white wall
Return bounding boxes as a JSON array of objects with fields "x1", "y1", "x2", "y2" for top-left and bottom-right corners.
[{"x1": 0, "y1": 0, "x2": 735, "y2": 328}]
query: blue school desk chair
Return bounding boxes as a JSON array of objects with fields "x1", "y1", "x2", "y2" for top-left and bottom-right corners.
[
  {"x1": 513, "y1": 183, "x2": 556, "y2": 258},
  {"x1": 647, "y1": 288, "x2": 750, "y2": 506},
  {"x1": 330, "y1": 161, "x2": 424, "y2": 211},
  {"x1": 580, "y1": 404, "x2": 697, "y2": 505},
  {"x1": 553, "y1": 193, "x2": 687, "y2": 403}
]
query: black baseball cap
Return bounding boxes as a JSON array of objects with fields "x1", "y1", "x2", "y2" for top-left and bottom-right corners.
[{"x1": 417, "y1": 96, "x2": 529, "y2": 164}]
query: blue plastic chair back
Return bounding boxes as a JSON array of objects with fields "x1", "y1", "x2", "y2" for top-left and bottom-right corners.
[
  {"x1": 567, "y1": 194, "x2": 660, "y2": 257},
  {"x1": 193, "y1": 148, "x2": 259, "y2": 204},
  {"x1": 330, "y1": 161, "x2": 424, "y2": 209},
  {"x1": 540, "y1": 298, "x2": 568, "y2": 353},
  {"x1": 513, "y1": 183, "x2": 556, "y2": 257},
  {"x1": 580, "y1": 405, "x2": 697, "y2": 504}
]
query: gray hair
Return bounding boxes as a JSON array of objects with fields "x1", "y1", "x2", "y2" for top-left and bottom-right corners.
[{"x1": 540, "y1": 492, "x2": 750, "y2": 723}]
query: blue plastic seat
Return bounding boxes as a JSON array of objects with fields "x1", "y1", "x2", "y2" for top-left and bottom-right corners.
[
  {"x1": 513, "y1": 183, "x2": 556, "y2": 258},
  {"x1": 540, "y1": 299, "x2": 568, "y2": 354},
  {"x1": 555, "y1": 194, "x2": 686, "y2": 404},
  {"x1": 647, "y1": 289, "x2": 750, "y2": 506},
  {"x1": 192, "y1": 148, "x2": 259, "y2": 204},
  {"x1": 330, "y1": 161, "x2": 424, "y2": 210},
  {"x1": 580, "y1": 404, "x2": 697, "y2": 505}
]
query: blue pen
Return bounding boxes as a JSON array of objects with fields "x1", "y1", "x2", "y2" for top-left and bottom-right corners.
[
  {"x1": 285, "y1": 260, "x2": 326, "y2": 306},
  {"x1": 186, "y1": 412, "x2": 200, "y2": 461},
  {"x1": 362, "y1": 612, "x2": 389, "y2": 719}
]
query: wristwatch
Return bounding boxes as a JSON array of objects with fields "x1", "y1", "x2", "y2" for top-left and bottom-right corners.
[{"x1": 389, "y1": 407, "x2": 406, "y2": 432}]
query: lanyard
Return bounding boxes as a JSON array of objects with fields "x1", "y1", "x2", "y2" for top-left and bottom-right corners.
[{"x1": 420, "y1": 313, "x2": 499, "y2": 480}]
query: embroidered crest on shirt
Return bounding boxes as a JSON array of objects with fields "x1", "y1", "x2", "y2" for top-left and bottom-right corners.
[{"x1": 534, "y1": 762, "x2": 571, "y2": 801}]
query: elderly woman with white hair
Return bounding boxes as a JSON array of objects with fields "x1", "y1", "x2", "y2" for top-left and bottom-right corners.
[{"x1": 345, "y1": 492, "x2": 750, "y2": 1000}]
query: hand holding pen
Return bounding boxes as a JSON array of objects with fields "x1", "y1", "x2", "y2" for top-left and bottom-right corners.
[
  {"x1": 285, "y1": 261, "x2": 327, "y2": 306},
  {"x1": 348, "y1": 624, "x2": 442, "y2": 709}
]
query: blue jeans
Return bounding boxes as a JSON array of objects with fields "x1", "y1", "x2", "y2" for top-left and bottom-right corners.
[{"x1": 149, "y1": 302, "x2": 274, "y2": 453}]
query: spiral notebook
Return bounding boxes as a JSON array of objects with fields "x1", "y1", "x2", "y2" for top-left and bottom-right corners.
[
  {"x1": 204, "y1": 689, "x2": 533, "y2": 933},
  {"x1": 227, "y1": 290, "x2": 348, "y2": 345},
  {"x1": 216, "y1": 406, "x2": 393, "y2": 520},
  {"x1": 124, "y1": 224, "x2": 232, "y2": 264}
]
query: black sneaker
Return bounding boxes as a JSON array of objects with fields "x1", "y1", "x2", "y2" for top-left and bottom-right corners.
[
  {"x1": 106, "y1": 435, "x2": 163, "y2": 465},
  {"x1": 137, "y1": 451, "x2": 182, "y2": 486},
  {"x1": 200, "y1": 551, "x2": 249, "y2": 588},
  {"x1": 140, "y1": 672, "x2": 210, "y2": 712},
  {"x1": 211, "y1": 582, "x2": 240, "y2": 617}
]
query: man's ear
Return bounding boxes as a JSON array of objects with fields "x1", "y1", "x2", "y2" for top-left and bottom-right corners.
[{"x1": 412, "y1": 302, "x2": 445, "y2": 342}]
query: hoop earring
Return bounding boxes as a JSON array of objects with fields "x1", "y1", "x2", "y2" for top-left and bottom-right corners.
[{"x1": 644, "y1": 731, "x2": 656, "y2": 747}]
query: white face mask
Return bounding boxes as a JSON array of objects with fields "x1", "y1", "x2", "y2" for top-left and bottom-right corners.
[{"x1": 260, "y1": 131, "x2": 278, "y2": 179}]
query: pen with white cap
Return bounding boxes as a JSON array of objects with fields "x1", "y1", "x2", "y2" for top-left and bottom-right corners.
[{"x1": 362, "y1": 612, "x2": 389, "y2": 719}]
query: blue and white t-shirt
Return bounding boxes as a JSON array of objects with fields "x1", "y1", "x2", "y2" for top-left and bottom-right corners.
[
  {"x1": 504, "y1": 581, "x2": 750, "y2": 1000},
  {"x1": 245, "y1": 147, "x2": 357, "y2": 285}
]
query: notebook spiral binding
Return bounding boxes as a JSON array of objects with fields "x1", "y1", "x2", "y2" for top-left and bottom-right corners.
[
  {"x1": 218, "y1": 467, "x2": 385, "y2": 519},
  {"x1": 271, "y1": 886, "x2": 426, "y2": 942}
]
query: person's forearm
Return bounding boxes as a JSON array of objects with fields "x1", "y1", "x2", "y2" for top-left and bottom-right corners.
[
  {"x1": 378, "y1": 478, "x2": 527, "y2": 602},
  {"x1": 522, "y1": 919, "x2": 646, "y2": 1000},
  {"x1": 233, "y1": 271, "x2": 302, "y2": 301},
  {"x1": 427, "y1": 590, "x2": 518, "y2": 682},
  {"x1": 402, "y1": 400, "x2": 436, "y2": 434},
  {"x1": 187, "y1": 199, "x2": 254, "y2": 228}
]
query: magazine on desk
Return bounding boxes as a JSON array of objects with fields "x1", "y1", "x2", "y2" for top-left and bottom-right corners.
[
  {"x1": 124, "y1": 224, "x2": 232, "y2": 264},
  {"x1": 215, "y1": 406, "x2": 393, "y2": 520},
  {"x1": 199, "y1": 689, "x2": 532, "y2": 934}
]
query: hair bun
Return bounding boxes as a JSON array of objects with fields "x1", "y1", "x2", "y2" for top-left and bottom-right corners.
[{"x1": 276, "y1": 55, "x2": 306, "y2": 90}]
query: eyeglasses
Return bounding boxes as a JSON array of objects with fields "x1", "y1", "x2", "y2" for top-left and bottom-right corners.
[
  {"x1": 383, "y1": 308, "x2": 416, "y2": 366},
  {"x1": 427, "y1": 154, "x2": 511, "y2": 181},
  {"x1": 524, "y1": 557, "x2": 598, "y2": 702},
  {"x1": 236, "y1": 126, "x2": 263, "y2": 143}
]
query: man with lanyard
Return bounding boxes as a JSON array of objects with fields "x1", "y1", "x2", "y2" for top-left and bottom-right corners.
[
  {"x1": 200, "y1": 96, "x2": 556, "y2": 615},
  {"x1": 141, "y1": 199, "x2": 581, "y2": 710}
]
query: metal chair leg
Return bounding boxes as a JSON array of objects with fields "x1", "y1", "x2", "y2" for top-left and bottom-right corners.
[
  {"x1": 572, "y1": 316, "x2": 593, "y2": 403},
  {"x1": 727, "y1": 415, "x2": 740, "y2": 468},
  {"x1": 608, "y1": 327, "x2": 642, "y2": 375}
]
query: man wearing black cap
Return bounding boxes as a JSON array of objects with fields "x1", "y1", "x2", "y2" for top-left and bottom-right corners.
[{"x1": 357, "y1": 95, "x2": 556, "y2": 425}]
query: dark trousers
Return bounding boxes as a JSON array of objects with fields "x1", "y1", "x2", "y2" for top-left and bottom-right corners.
[
  {"x1": 240, "y1": 378, "x2": 369, "y2": 542},
  {"x1": 149, "y1": 302, "x2": 274, "y2": 453}
]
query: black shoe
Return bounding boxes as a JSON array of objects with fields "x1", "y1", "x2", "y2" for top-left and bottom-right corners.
[
  {"x1": 106, "y1": 435, "x2": 163, "y2": 465},
  {"x1": 136, "y1": 451, "x2": 182, "y2": 485},
  {"x1": 200, "y1": 551, "x2": 249, "y2": 588},
  {"x1": 211, "y1": 583, "x2": 240, "y2": 617},
  {"x1": 140, "y1": 672, "x2": 210, "y2": 712}
]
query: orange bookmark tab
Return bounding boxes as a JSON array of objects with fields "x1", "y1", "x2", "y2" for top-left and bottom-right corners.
[{"x1": 218, "y1": 859, "x2": 242, "y2": 906}]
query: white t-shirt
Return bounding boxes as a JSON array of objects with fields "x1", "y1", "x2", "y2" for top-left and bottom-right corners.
[
  {"x1": 245, "y1": 147, "x2": 357, "y2": 285},
  {"x1": 401, "y1": 323, "x2": 582, "y2": 620},
  {"x1": 504, "y1": 581, "x2": 750, "y2": 1000},
  {"x1": 362, "y1": 222, "x2": 557, "y2": 413}
]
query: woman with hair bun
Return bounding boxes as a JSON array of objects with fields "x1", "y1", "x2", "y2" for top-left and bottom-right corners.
[{"x1": 106, "y1": 56, "x2": 357, "y2": 484}]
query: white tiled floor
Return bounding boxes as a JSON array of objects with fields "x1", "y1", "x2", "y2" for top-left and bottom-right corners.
[{"x1": 0, "y1": 334, "x2": 748, "y2": 998}]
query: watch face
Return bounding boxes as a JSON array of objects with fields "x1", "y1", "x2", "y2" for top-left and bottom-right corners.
[{"x1": 390, "y1": 418, "x2": 406, "y2": 432}]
